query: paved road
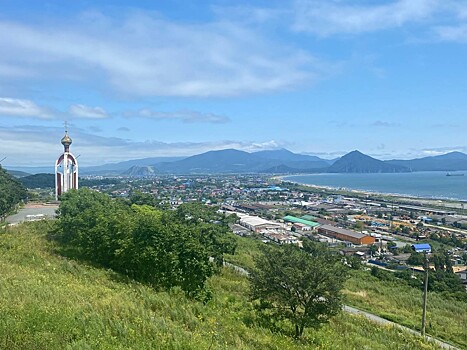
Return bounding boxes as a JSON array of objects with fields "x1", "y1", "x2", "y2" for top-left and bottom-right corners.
[
  {"x1": 222, "y1": 261, "x2": 460, "y2": 350},
  {"x1": 424, "y1": 223, "x2": 467, "y2": 235},
  {"x1": 6, "y1": 204, "x2": 58, "y2": 225},
  {"x1": 343, "y1": 306, "x2": 459, "y2": 350}
]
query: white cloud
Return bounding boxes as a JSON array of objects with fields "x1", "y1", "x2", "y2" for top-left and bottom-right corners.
[
  {"x1": 0, "y1": 125, "x2": 288, "y2": 166},
  {"x1": 0, "y1": 98, "x2": 111, "y2": 120},
  {"x1": 0, "y1": 12, "x2": 319, "y2": 98},
  {"x1": 371, "y1": 120, "x2": 401, "y2": 127},
  {"x1": 434, "y1": 24, "x2": 467, "y2": 42},
  {"x1": 293, "y1": 0, "x2": 439, "y2": 36},
  {"x1": 420, "y1": 146, "x2": 467, "y2": 156},
  {"x1": 69, "y1": 104, "x2": 109, "y2": 119},
  {"x1": 0, "y1": 97, "x2": 55, "y2": 119},
  {"x1": 132, "y1": 109, "x2": 230, "y2": 124}
]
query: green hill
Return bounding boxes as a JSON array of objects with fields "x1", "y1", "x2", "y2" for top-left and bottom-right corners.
[
  {"x1": 19, "y1": 173, "x2": 55, "y2": 189},
  {"x1": 0, "y1": 221, "x2": 445, "y2": 350}
]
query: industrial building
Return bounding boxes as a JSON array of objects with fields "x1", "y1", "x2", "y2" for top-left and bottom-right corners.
[
  {"x1": 239, "y1": 215, "x2": 282, "y2": 232},
  {"x1": 318, "y1": 224, "x2": 375, "y2": 245},
  {"x1": 283, "y1": 215, "x2": 320, "y2": 230}
]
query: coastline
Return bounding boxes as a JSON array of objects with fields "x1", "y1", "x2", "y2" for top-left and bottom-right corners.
[{"x1": 273, "y1": 174, "x2": 467, "y2": 210}]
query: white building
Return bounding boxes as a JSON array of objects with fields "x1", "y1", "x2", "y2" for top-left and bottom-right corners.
[{"x1": 239, "y1": 215, "x2": 282, "y2": 232}]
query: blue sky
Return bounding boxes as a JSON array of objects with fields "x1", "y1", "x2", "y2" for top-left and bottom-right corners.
[{"x1": 1, "y1": 0, "x2": 467, "y2": 166}]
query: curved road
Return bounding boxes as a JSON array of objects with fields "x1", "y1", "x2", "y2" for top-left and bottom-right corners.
[{"x1": 222, "y1": 261, "x2": 460, "y2": 350}]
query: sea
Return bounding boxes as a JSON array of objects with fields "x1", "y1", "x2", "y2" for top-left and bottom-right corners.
[{"x1": 282, "y1": 171, "x2": 467, "y2": 201}]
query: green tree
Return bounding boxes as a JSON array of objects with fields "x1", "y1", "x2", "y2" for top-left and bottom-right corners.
[
  {"x1": 407, "y1": 252, "x2": 425, "y2": 266},
  {"x1": 0, "y1": 166, "x2": 27, "y2": 219},
  {"x1": 462, "y1": 252, "x2": 467, "y2": 265},
  {"x1": 53, "y1": 189, "x2": 235, "y2": 300},
  {"x1": 432, "y1": 249, "x2": 453, "y2": 273},
  {"x1": 401, "y1": 225, "x2": 411, "y2": 234},
  {"x1": 129, "y1": 190, "x2": 155, "y2": 206},
  {"x1": 354, "y1": 221, "x2": 365, "y2": 231},
  {"x1": 250, "y1": 244, "x2": 348, "y2": 338},
  {"x1": 369, "y1": 244, "x2": 378, "y2": 256},
  {"x1": 53, "y1": 188, "x2": 131, "y2": 265}
]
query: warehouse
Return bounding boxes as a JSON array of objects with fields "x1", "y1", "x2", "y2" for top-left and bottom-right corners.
[
  {"x1": 239, "y1": 215, "x2": 282, "y2": 232},
  {"x1": 283, "y1": 215, "x2": 320, "y2": 230},
  {"x1": 318, "y1": 224, "x2": 375, "y2": 245}
]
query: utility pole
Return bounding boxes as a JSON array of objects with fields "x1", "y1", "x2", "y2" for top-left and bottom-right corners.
[
  {"x1": 421, "y1": 251, "x2": 429, "y2": 336},
  {"x1": 412, "y1": 243, "x2": 431, "y2": 337}
]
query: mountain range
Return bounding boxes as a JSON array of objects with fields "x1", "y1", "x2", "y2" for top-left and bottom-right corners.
[
  {"x1": 386, "y1": 151, "x2": 467, "y2": 171},
  {"x1": 7, "y1": 149, "x2": 467, "y2": 177}
]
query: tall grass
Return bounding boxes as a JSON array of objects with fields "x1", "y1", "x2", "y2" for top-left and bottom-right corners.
[
  {"x1": 225, "y1": 235, "x2": 467, "y2": 348},
  {"x1": 0, "y1": 222, "x2": 445, "y2": 349},
  {"x1": 344, "y1": 270, "x2": 467, "y2": 348}
]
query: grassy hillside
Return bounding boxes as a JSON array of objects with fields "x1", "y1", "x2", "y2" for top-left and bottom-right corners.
[
  {"x1": 344, "y1": 271, "x2": 467, "y2": 348},
  {"x1": 0, "y1": 222, "x2": 445, "y2": 350},
  {"x1": 224, "y1": 235, "x2": 466, "y2": 348}
]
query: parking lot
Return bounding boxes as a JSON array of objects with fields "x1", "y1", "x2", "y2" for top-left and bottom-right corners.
[{"x1": 6, "y1": 203, "x2": 58, "y2": 225}]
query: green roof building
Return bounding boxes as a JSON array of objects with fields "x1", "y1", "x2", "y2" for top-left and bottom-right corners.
[
  {"x1": 283, "y1": 215, "x2": 320, "y2": 228},
  {"x1": 301, "y1": 214, "x2": 318, "y2": 222}
]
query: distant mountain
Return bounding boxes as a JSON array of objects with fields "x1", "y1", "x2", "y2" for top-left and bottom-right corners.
[
  {"x1": 4, "y1": 166, "x2": 54, "y2": 174},
  {"x1": 121, "y1": 166, "x2": 158, "y2": 177},
  {"x1": 151, "y1": 148, "x2": 333, "y2": 174},
  {"x1": 254, "y1": 149, "x2": 323, "y2": 162},
  {"x1": 386, "y1": 151, "x2": 467, "y2": 171},
  {"x1": 81, "y1": 156, "x2": 185, "y2": 175},
  {"x1": 253, "y1": 149, "x2": 330, "y2": 169},
  {"x1": 328, "y1": 150, "x2": 410, "y2": 173},
  {"x1": 6, "y1": 169, "x2": 31, "y2": 177},
  {"x1": 262, "y1": 164, "x2": 327, "y2": 174},
  {"x1": 154, "y1": 149, "x2": 266, "y2": 174},
  {"x1": 19, "y1": 173, "x2": 55, "y2": 188},
  {"x1": 11, "y1": 149, "x2": 465, "y2": 177}
]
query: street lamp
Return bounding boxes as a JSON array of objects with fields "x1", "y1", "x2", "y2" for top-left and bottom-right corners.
[{"x1": 411, "y1": 243, "x2": 432, "y2": 337}]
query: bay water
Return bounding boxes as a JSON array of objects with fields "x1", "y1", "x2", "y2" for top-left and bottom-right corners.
[{"x1": 283, "y1": 171, "x2": 467, "y2": 201}]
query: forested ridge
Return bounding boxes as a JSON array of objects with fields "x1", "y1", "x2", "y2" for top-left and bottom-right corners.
[
  {"x1": 19, "y1": 173, "x2": 54, "y2": 189},
  {"x1": 0, "y1": 166, "x2": 27, "y2": 219}
]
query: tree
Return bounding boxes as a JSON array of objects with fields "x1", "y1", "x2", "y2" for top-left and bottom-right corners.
[
  {"x1": 369, "y1": 244, "x2": 378, "y2": 256},
  {"x1": 129, "y1": 190, "x2": 155, "y2": 206},
  {"x1": 432, "y1": 249, "x2": 453, "y2": 273},
  {"x1": 401, "y1": 225, "x2": 411, "y2": 234},
  {"x1": 53, "y1": 190, "x2": 235, "y2": 301},
  {"x1": 0, "y1": 166, "x2": 27, "y2": 219},
  {"x1": 407, "y1": 252, "x2": 425, "y2": 266},
  {"x1": 354, "y1": 221, "x2": 364, "y2": 231},
  {"x1": 250, "y1": 243, "x2": 348, "y2": 338}
]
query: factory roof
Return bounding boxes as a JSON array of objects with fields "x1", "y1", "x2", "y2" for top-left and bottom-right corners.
[
  {"x1": 318, "y1": 224, "x2": 368, "y2": 239},
  {"x1": 283, "y1": 215, "x2": 320, "y2": 227}
]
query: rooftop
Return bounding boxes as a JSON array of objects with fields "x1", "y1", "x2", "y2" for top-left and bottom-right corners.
[
  {"x1": 319, "y1": 224, "x2": 368, "y2": 239},
  {"x1": 283, "y1": 215, "x2": 320, "y2": 227}
]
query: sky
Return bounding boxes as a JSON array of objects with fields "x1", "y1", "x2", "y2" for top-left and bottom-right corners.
[{"x1": 1, "y1": 0, "x2": 467, "y2": 167}]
